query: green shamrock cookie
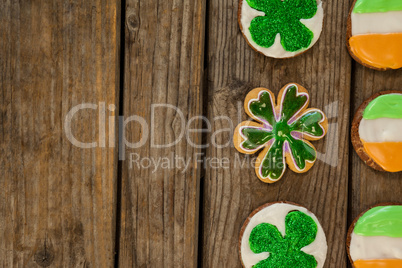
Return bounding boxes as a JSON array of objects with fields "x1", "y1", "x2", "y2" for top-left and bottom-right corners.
[
  {"x1": 240, "y1": 202, "x2": 328, "y2": 268},
  {"x1": 233, "y1": 84, "x2": 327, "y2": 183},
  {"x1": 239, "y1": 0, "x2": 324, "y2": 58},
  {"x1": 249, "y1": 211, "x2": 317, "y2": 267}
]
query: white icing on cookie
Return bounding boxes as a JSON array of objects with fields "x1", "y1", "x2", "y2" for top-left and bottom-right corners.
[
  {"x1": 240, "y1": 203, "x2": 327, "y2": 268},
  {"x1": 240, "y1": 0, "x2": 324, "y2": 58},
  {"x1": 351, "y1": 11, "x2": 402, "y2": 36},
  {"x1": 350, "y1": 233, "x2": 402, "y2": 261},
  {"x1": 359, "y1": 118, "x2": 402, "y2": 142}
]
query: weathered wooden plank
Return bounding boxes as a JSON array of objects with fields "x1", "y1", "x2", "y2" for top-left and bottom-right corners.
[
  {"x1": 0, "y1": 1, "x2": 120, "y2": 267},
  {"x1": 201, "y1": 0, "x2": 352, "y2": 267},
  {"x1": 118, "y1": 0, "x2": 206, "y2": 266},
  {"x1": 350, "y1": 67, "x2": 402, "y2": 223}
]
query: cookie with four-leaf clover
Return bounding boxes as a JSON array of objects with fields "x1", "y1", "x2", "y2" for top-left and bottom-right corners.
[
  {"x1": 233, "y1": 83, "x2": 328, "y2": 183},
  {"x1": 238, "y1": 0, "x2": 324, "y2": 58},
  {"x1": 239, "y1": 201, "x2": 328, "y2": 268}
]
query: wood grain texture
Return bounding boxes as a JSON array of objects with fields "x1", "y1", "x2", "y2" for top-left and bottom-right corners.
[
  {"x1": 349, "y1": 66, "x2": 402, "y2": 225},
  {"x1": 201, "y1": 0, "x2": 352, "y2": 267},
  {"x1": 118, "y1": 0, "x2": 206, "y2": 267},
  {"x1": 0, "y1": 1, "x2": 120, "y2": 267}
]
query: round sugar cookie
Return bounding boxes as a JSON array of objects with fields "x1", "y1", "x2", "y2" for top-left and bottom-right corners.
[
  {"x1": 347, "y1": 203, "x2": 402, "y2": 268},
  {"x1": 351, "y1": 91, "x2": 402, "y2": 172},
  {"x1": 347, "y1": 0, "x2": 402, "y2": 70},
  {"x1": 239, "y1": 202, "x2": 328, "y2": 268},
  {"x1": 238, "y1": 0, "x2": 324, "y2": 58}
]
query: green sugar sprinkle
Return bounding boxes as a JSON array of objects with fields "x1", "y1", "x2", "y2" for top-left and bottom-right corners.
[
  {"x1": 249, "y1": 211, "x2": 318, "y2": 267},
  {"x1": 246, "y1": 0, "x2": 318, "y2": 52}
]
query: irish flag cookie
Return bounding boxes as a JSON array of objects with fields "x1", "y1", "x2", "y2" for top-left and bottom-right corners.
[
  {"x1": 238, "y1": 0, "x2": 324, "y2": 58},
  {"x1": 347, "y1": 203, "x2": 402, "y2": 268},
  {"x1": 239, "y1": 202, "x2": 328, "y2": 268},
  {"x1": 347, "y1": 0, "x2": 402, "y2": 70},
  {"x1": 233, "y1": 83, "x2": 328, "y2": 183},
  {"x1": 352, "y1": 91, "x2": 402, "y2": 172}
]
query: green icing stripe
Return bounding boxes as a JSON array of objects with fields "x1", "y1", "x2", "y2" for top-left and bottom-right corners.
[
  {"x1": 363, "y1": 94, "x2": 402, "y2": 120},
  {"x1": 354, "y1": 206, "x2": 402, "y2": 237},
  {"x1": 353, "y1": 0, "x2": 402, "y2": 14}
]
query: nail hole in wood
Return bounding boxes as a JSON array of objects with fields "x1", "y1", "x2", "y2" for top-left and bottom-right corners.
[
  {"x1": 34, "y1": 248, "x2": 54, "y2": 267},
  {"x1": 126, "y1": 14, "x2": 139, "y2": 32}
]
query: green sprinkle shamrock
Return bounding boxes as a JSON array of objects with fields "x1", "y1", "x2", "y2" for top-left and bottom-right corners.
[
  {"x1": 233, "y1": 83, "x2": 327, "y2": 183},
  {"x1": 249, "y1": 210, "x2": 318, "y2": 268},
  {"x1": 246, "y1": 0, "x2": 318, "y2": 52}
]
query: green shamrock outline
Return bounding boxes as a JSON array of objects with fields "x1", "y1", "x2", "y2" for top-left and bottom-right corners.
[
  {"x1": 234, "y1": 84, "x2": 327, "y2": 183},
  {"x1": 249, "y1": 210, "x2": 318, "y2": 268},
  {"x1": 246, "y1": 0, "x2": 318, "y2": 52}
]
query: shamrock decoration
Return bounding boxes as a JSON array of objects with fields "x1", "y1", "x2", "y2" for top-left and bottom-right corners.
[
  {"x1": 249, "y1": 210, "x2": 318, "y2": 267},
  {"x1": 245, "y1": 0, "x2": 318, "y2": 52},
  {"x1": 233, "y1": 83, "x2": 327, "y2": 183}
]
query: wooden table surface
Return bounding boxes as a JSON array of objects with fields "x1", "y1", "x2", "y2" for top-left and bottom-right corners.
[{"x1": 1, "y1": 0, "x2": 402, "y2": 267}]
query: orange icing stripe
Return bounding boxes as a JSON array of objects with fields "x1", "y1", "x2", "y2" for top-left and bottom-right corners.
[
  {"x1": 349, "y1": 33, "x2": 402, "y2": 69},
  {"x1": 354, "y1": 259, "x2": 402, "y2": 268},
  {"x1": 362, "y1": 141, "x2": 402, "y2": 172}
]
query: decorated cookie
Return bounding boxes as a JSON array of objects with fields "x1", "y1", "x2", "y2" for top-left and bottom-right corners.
[
  {"x1": 238, "y1": 0, "x2": 324, "y2": 58},
  {"x1": 233, "y1": 83, "x2": 328, "y2": 183},
  {"x1": 347, "y1": 0, "x2": 402, "y2": 70},
  {"x1": 347, "y1": 203, "x2": 402, "y2": 268},
  {"x1": 352, "y1": 91, "x2": 402, "y2": 172},
  {"x1": 239, "y1": 202, "x2": 328, "y2": 268}
]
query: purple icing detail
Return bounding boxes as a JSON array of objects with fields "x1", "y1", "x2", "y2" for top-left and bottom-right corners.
[
  {"x1": 291, "y1": 131, "x2": 304, "y2": 140},
  {"x1": 266, "y1": 138, "x2": 275, "y2": 147},
  {"x1": 283, "y1": 140, "x2": 291, "y2": 154},
  {"x1": 263, "y1": 124, "x2": 273, "y2": 131}
]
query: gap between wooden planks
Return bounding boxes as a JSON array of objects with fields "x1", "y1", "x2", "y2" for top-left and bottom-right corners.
[
  {"x1": 201, "y1": 0, "x2": 352, "y2": 267},
  {"x1": 118, "y1": 0, "x2": 206, "y2": 267},
  {"x1": 349, "y1": 66, "x2": 402, "y2": 227}
]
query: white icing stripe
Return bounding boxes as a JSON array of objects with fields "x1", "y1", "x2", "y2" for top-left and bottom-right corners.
[
  {"x1": 351, "y1": 11, "x2": 402, "y2": 36},
  {"x1": 350, "y1": 233, "x2": 402, "y2": 261},
  {"x1": 359, "y1": 118, "x2": 402, "y2": 142},
  {"x1": 241, "y1": 203, "x2": 327, "y2": 268},
  {"x1": 240, "y1": 1, "x2": 323, "y2": 58}
]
